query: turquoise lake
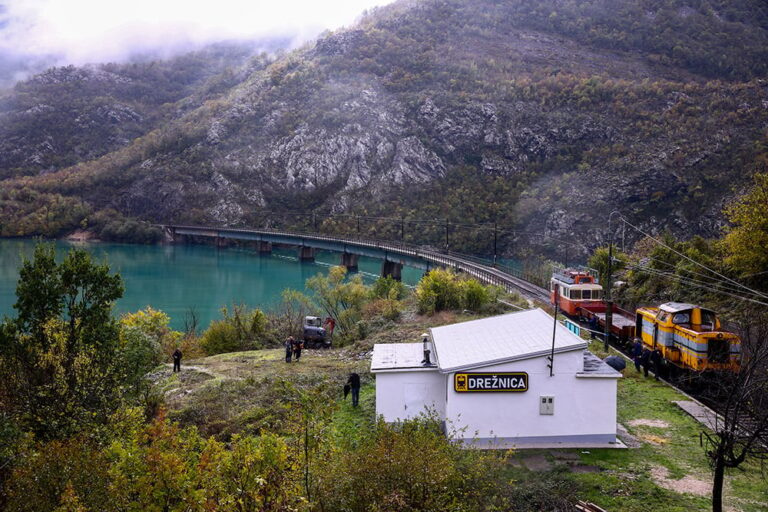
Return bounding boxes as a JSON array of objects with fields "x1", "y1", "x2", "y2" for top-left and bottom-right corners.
[{"x1": 0, "y1": 239, "x2": 422, "y2": 330}]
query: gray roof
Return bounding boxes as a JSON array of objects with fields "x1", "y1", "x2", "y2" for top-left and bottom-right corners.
[
  {"x1": 371, "y1": 342, "x2": 438, "y2": 372},
  {"x1": 430, "y1": 308, "x2": 588, "y2": 373},
  {"x1": 660, "y1": 302, "x2": 696, "y2": 313},
  {"x1": 578, "y1": 351, "x2": 622, "y2": 378}
]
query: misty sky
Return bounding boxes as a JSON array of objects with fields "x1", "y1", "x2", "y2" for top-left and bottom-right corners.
[{"x1": 0, "y1": 0, "x2": 395, "y2": 70}]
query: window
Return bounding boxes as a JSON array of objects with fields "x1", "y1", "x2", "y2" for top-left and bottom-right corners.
[
  {"x1": 570, "y1": 289, "x2": 582, "y2": 300},
  {"x1": 672, "y1": 312, "x2": 691, "y2": 325},
  {"x1": 592, "y1": 290, "x2": 602, "y2": 299},
  {"x1": 657, "y1": 312, "x2": 670, "y2": 322},
  {"x1": 701, "y1": 310, "x2": 717, "y2": 330}
]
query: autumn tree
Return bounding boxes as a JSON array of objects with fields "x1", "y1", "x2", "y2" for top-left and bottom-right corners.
[
  {"x1": 723, "y1": 173, "x2": 768, "y2": 291},
  {"x1": 0, "y1": 244, "x2": 125, "y2": 439},
  {"x1": 701, "y1": 314, "x2": 768, "y2": 512},
  {"x1": 305, "y1": 266, "x2": 369, "y2": 340}
]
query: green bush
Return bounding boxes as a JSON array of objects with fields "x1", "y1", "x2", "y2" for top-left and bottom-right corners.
[
  {"x1": 200, "y1": 305, "x2": 269, "y2": 355},
  {"x1": 461, "y1": 279, "x2": 490, "y2": 311},
  {"x1": 315, "y1": 416, "x2": 510, "y2": 511},
  {"x1": 371, "y1": 275, "x2": 406, "y2": 300},
  {"x1": 416, "y1": 268, "x2": 463, "y2": 314},
  {"x1": 416, "y1": 269, "x2": 495, "y2": 314}
]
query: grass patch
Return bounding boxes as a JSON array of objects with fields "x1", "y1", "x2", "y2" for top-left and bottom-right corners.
[{"x1": 508, "y1": 362, "x2": 768, "y2": 511}]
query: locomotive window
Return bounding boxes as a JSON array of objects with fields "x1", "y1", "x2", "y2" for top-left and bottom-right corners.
[
  {"x1": 672, "y1": 312, "x2": 690, "y2": 324},
  {"x1": 701, "y1": 310, "x2": 716, "y2": 330},
  {"x1": 582, "y1": 290, "x2": 591, "y2": 299},
  {"x1": 657, "y1": 312, "x2": 670, "y2": 322},
  {"x1": 571, "y1": 290, "x2": 582, "y2": 299},
  {"x1": 593, "y1": 290, "x2": 602, "y2": 299}
]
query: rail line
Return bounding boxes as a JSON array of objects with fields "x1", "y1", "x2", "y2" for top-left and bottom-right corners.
[{"x1": 159, "y1": 224, "x2": 552, "y2": 302}]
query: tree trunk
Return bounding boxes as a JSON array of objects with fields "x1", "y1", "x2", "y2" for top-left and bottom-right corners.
[{"x1": 712, "y1": 454, "x2": 726, "y2": 512}]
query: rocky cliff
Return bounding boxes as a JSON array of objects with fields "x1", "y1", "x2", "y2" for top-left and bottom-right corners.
[{"x1": 1, "y1": 0, "x2": 767, "y2": 258}]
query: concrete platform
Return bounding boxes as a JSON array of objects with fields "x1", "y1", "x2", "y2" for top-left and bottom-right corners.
[
  {"x1": 673, "y1": 400, "x2": 721, "y2": 431},
  {"x1": 461, "y1": 437, "x2": 628, "y2": 450}
]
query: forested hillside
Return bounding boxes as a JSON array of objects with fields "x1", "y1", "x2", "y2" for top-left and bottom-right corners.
[{"x1": 1, "y1": 0, "x2": 767, "y2": 257}]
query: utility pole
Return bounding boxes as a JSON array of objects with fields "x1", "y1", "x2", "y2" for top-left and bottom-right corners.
[
  {"x1": 493, "y1": 222, "x2": 498, "y2": 265},
  {"x1": 549, "y1": 285, "x2": 559, "y2": 377},
  {"x1": 604, "y1": 211, "x2": 620, "y2": 352},
  {"x1": 445, "y1": 219, "x2": 450, "y2": 253}
]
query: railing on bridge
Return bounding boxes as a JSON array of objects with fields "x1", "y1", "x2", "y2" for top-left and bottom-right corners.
[{"x1": 161, "y1": 224, "x2": 552, "y2": 302}]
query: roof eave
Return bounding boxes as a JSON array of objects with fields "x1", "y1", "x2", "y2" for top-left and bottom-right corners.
[{"x1": 437, "y1": 343, "x2": 588, "y2": 374}]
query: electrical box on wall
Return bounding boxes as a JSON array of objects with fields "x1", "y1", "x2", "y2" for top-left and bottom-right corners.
[{"x1": 540, "y1": 395, "x2": 555, "y2": 415}]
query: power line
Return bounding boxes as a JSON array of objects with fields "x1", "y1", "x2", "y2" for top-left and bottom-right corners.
[
  {"x1": 616, "y1": 215, "x2": 768, "y2": 300},
  {"x1": 627, "y1": 263, "x2": 766, "y2": 300},
  {"x1": 637, "y1": 255, "x2": 764, "y2": 295},
  {"x1": 624, "y1": 263, "x2": 768, "y2": 307}
]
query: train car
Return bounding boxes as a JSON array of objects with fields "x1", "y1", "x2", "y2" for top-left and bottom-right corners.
[
  {"x1": 636, "y1": 302, "x2": 740, "y2": 372},
  {"x1": 550, "y1": 267, "x2": 604, "y2": 316}
]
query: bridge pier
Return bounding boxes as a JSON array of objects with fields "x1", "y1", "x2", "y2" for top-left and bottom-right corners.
[
  {"x1": 298, "y1": 246, "x2": 316, "y2": 262},
  {"x1": 215, "y1": 236, "x2": 230, "y2": 248},
  {"x1": 257, "y1": 241, "x2": 273, "y2": 255},
  {"x1": 340, "y1": 252, "x2": 359, "y2": 272},
  {"x1": 381, "y1": 260, "x2": 403, "y2": 281}
]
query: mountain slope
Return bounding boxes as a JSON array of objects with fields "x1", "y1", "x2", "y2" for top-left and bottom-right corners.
[{"x1": 1, "y1": 0, "x2": 767, "y2": 258}]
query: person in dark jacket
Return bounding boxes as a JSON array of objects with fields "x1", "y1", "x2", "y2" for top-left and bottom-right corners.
[
  {"x1": 172, "y1": 348, "x2": 182, "y2": 373},
  {"x1": 588, "y1": 315, "x2": 598, "y2": 339},
  {"x1": 347, "y1": 373, "x2": 361, "y2": 407},
  {"x1": 292, "y1": 337, "x2": 303, "y2": 362},
  {"x1": 632, "y1": 339, "x2": 643, "y2": 372},
  {"x1": 650, "y1": 348, "x2": 663, "y2": 380},
  {"x1": 285, "y1": 336, "x2": 294, "y2": 363},
  {"x1": 640, "y1": 348, "x2": 651, "y2": 377}
]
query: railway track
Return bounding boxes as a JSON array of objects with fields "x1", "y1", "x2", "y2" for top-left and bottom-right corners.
[
  {"x1": 584, "y1": 325, "x2": 764, "y2": 443},
  {"x1": 159, "y1": 224, "x2": 553, "y2": 302}
]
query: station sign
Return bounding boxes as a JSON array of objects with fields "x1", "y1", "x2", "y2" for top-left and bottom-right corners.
[{"x1": 454, "y1": 372, "x2": 529, "y2": 393}]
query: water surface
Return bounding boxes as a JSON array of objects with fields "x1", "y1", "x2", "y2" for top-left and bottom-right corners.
[{"x1": 0, "y1": 239, "x2": 421, "y2": 330}]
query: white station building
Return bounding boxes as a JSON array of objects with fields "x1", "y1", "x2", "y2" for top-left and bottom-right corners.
[{"x1": 371, "y1": 308, "x2": 622, "y2": 448}]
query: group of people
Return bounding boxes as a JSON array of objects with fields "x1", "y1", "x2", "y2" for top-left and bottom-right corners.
[
  {"x1": 284, "y1": 336, "x2": 304, "y2": 362},
  {"x1": 632, "y1": 340, "x2": 663, "y2": 380}
]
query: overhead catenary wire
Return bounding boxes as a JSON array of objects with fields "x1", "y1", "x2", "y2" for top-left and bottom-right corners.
[
  {"x1": 625, "y1": 263, "x2": 767, "y2": 300},
  {"x1": 615, "y1": 215, "x2": 768, "y2": 300},
  {"x1": 630, "y1": 257, "x2": 768, "y2": 298},
  {"x1": 624, "y1": 263, "x2": 768, "y2": 307}
]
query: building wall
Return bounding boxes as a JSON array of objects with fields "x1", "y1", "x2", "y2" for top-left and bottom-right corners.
[
  {"x1": 375, "y1": 370, "x2": 447, "y2": 422},
  {"x1": 444, "y1": 351, "x2": 618, "y2": 444}
]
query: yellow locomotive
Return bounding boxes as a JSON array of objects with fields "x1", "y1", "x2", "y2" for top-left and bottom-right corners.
[{"x1": 636, "y1": 302, "x2": 740, "y2": 372}]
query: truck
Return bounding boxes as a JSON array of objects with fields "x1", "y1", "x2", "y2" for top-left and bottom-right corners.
[{"x1": 303, "y1": 316, "x2": 331, "y2": 349}]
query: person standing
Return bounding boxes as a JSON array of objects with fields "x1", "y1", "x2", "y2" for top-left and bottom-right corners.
[
  {"x1": 172, "y1": 348, "x2": 182, "y2": 373},
  {"x1": 347, "y1": 372, "x2": 361, "y2": 407},
  {"x1": 324, "y1": 317, "x2": 336, "y2": 337},
  {"x1": 640, "y1": 347, "x2": 651, "y2": 377},
  {"x1": 632, "y1": 339, "x2": 643, "y2": 372},
  {"x1": 285, "y1": 336, "x2": 294, "y2": 363},
  {"x1": 651, "y1": 348, "x2": 663, "y2": 381},
  {"x1": 292, "y1": 337, "x2": 303, "y2": 362}
]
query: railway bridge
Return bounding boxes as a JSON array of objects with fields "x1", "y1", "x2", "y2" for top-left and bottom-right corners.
[{"x1": 159, "y1": 224, "x2": 550, "y2": 302}]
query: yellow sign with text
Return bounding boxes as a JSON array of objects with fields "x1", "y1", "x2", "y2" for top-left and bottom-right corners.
[{"x1": 454, "y1": 372, "x2": 529, "y2": 393}]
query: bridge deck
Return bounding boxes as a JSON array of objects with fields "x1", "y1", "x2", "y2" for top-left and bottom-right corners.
[{"x1": 160, "y1": 224, "x2": 550, "y2": 302}]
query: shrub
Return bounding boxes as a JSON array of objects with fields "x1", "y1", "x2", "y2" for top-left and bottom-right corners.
[
  {"x1": 314, "y1": 416, "x2": 510, "y2": 511},
  {"x1": 200, "y1": 305, "x2": 269, "y2": 355},
  {"x1": 416, "y1": 268, "x2": 463, "y2": 314},
  {"x1": 371, "y1": 276, "x2": 406, "y2": 300},
  {"x1": 416, "y1": 269, "x2": 495, "y2": 314},
  {"x1": 461, "y1": 279, "x2": 490, "y2": 311}
]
